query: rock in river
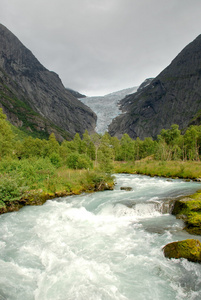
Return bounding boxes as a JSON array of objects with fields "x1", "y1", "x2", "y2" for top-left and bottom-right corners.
[
  {"x1": 163, "y1": 239, "x2": 201, "y2": 263},
  {"x1": 120, "y1": 187, "x2": 133, "y2": 191}
]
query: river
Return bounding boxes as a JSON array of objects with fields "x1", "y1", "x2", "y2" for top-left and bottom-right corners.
[{"x1": 0, "y1": 174, "x2": 201, "y2": 300}]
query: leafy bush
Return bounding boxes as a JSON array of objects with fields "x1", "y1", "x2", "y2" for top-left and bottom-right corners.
[
  {"x1": 0, "y1": 174, "x2": 26, "y2": 202},
  {"x1": 67, "y1": 153, "x2": 93, "y2": 169},
  {"x1": 0, "y1": 157, "x2": 56, "y2": 190},
  {"x1": 49, "y1": 152, "x2": 62, "y2": 167},
  {"x1": 77, "y1": 154, "x2": 93, "y2": 169}
]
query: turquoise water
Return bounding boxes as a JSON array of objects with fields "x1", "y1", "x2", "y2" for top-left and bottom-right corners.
[{"x1": 0, "y1": 174, "x2": 201, "y2": 300}]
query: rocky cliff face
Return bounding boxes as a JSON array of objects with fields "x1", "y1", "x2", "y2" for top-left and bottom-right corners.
[
  {"x1": 0, "y1": 24, "x2": 96, "y2": 140},
  {"x1": 108, "y1": 35, "x2": 201, "y2": 139}
]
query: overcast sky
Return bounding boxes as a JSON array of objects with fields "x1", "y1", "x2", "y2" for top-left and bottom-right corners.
[{"x1": 1, "y1": 0, "x2": 201, "y2": 96}]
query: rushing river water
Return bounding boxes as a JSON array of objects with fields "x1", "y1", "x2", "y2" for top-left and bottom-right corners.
[{"x1": 1, "y1": 174, "x2": 201, "y2": 300}]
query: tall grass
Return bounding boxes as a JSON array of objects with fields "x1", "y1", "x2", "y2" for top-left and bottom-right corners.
[
  {"x1": 0, "y1": 157, "x2": 114, "y2": 210},
  {"x1": 114, "y1": 160, "x2": 201, "y2": 179}
]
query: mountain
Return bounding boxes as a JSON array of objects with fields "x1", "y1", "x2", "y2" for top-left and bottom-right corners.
[
  {"x1": 79, "y1": 86, "x2": 139, "y2": 134},
  {"x1": 108, "y1": 35, "x2": 201, "y2": 139},
  {"x1": 65, "y1": 88, "x2": 86, "y2": 99},
  {"x1": 0, "y1": 24, "x2": 96, "y2": 140}
]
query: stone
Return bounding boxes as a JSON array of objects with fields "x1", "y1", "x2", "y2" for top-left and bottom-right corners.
[
  {"x1": 163, "y1": 239, "x2": 201, "y2": 263},
  {"x1": 120, "y1": 187, "x2": 133, "y2": 191},
  {"x1": 171, "y1": 193, "x2": 201, "y2": 235}
]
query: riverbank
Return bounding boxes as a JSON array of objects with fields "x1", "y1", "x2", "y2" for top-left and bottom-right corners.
[
  {"x1": 0, "y1": 168, "x2": 114, "y2": 215},
  {"x1": 113, "y1": 160, "x2": 201, "y2": 180},
  {"x1": 114, "y1": 160, "x2": 201, "y2": 235}
]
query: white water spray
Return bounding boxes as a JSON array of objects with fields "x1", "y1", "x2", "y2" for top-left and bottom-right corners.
[{"x1": 0, "y1": 174, "x2": 201, "y2": 300}]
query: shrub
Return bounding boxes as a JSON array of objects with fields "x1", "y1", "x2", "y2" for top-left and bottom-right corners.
[
  {"x1": 49, "y1": 152, "x2": 62, "y2": 167},
  {"x1": 67, "y1": 153, "x2": 93, "y2": 169},
  {"x1": 0, "y1": 174, "x2": 25, "y2": 202}
]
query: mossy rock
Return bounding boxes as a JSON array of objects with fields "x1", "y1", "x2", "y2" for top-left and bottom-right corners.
[
  {"x1": 185, "y1": 212, "x2": 201, "y2": 235},
  {"x1": 163, "y1": 239, "x2": 201, "y2": 263},
  {"x1": 172, "y1": 193, "x2": 201, "y2": 235},
  {"x1": 172, "y1": 197, "x2": 192, "y2": 216}
]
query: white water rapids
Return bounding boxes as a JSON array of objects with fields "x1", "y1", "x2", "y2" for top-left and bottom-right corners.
[{"x1": 1, "y1": 174, "x2": 201, "y2": 300}]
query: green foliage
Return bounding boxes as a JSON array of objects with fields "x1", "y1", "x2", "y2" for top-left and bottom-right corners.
[
  {"x1": 0, "y1": 173, "x2": 26, "y2": 203},
  {"x1": 114, "y1": 160, "x2": 201, "y2": 179},
  {"x1": 0, "y1": 108, "x2": 15, "y2": 158},
  {"x1": 49, "y1": 152, "x2": 62, "y2": 167},
  {"x1": 97, "y1": 133, "x2": 114, "y2": 173},
  {"x1": 183, "y1": 125, "x2": 201, "y2": 160},
  {"x1": 159, "y1": 124, "x2": 181, "y2": 145},
  {"x1": 76, "y1": 154, "x2": 93, "y2": 169},
  {"x1": 66, "y1": 152, "x2": 93, "y2": 169},
  {"x1": 120, "y1": 134, "x2": 135, "y2": 161},
  {"x1": 0, "y1": 105, "x2": 201, "y2": 213}
]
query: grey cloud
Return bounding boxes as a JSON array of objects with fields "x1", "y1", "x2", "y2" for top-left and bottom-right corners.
[{"x1": 1, "y1": 0, "x2": 201, "y2": 95}]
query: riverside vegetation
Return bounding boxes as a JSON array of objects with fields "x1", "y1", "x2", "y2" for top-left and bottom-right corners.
[{"x1": 0, "y1": 108, "x2": 201, "y2": 222}]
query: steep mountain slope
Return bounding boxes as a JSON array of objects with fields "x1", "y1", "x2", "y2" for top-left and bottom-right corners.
[
  {"x1": 108, "y1": 35, "x2": 201, "y2": 139},
  {"x1": 79, "y1": 86, "x2": 138, "y2": 134},
  {"x1": 66, "y1": 88, "x2": 86, "y2": 99},
  {"x1": 0, "y1": 24, "x2": 96, "y2": 140}
]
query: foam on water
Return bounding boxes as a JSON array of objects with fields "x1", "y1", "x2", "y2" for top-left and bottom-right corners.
[{"x1": 0, "y1": 174, "x2": 201, "y2": 299}]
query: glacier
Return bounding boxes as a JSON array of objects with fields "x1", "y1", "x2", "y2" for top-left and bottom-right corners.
[{"x1": 79, "y1": 86, "x2": 138, "y2": 134}]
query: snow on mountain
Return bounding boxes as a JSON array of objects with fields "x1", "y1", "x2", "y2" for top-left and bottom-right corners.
[{"x1": 79, "y1": 86, "x2": 138, "y2": 134}]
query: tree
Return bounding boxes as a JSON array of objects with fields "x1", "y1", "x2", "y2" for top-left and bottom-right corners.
[
  {"x1": 110, "y1": 136, "x2": 121, "y2": 161},
  {"x1": 82, "y1": 130, "x2": 95, "y2": 159},
  {"x1": 184, "y1": 125, "x2": 201, "y2": 160},
  {"x1": 160, "y1": 124, "x2": 181, "y2": 145},
  {"x1": 97, "y1": 133, "x2": 114, "y2": 173},
  {"x1": 17, "y1": 136, "x2": 46, "y2": 158},
  {"x1": 139, "y1": 137, "x2": 156, "y2": 159},
  {"x1": 91, "y1": 133, "x2": 101, "y2": 166},
  {"x1": 66, "y1": 152, "x2": 92, "y2": 169},
  {"x1": 0, "y1": 108, "x2": 14, "y2": 158},
  {"x1": 156, "y1": 124, "x2": 182, "y2": 160},
  {"x1": 120, "y1": 134, "x2": 135, "y2": 161}
]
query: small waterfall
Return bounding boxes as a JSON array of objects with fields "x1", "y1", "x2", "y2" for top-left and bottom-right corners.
[{"x1": 117, "y1": 198, "x2": 176, "y2": 218}]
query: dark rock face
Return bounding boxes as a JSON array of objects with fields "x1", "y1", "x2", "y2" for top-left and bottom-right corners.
[
  {"x1": 108, "y1": 35, "x2": 201, "y2": 139},
  {"x1": 0, "y1": 24, "x2": 96, "y2": 139}
]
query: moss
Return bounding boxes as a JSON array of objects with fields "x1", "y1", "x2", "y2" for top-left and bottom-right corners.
[
  {"x1": 172, "y1": 192, "x2": 201, "y2": 235},
  {"x1": 163, "y1": 239, "x2": 201, "y2": 263},
  {"x1": 185, "y1": 213, "x2": 201, "y2": 235},
  {"x1": 0, "y1": 176, "x2": 114, "y2": 215}
]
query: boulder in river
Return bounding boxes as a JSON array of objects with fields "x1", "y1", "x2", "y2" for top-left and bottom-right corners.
[
  {"x1": 163, "y1": 239, "x2": 201, "y2": 263},
  {"x1": 120, "y1": 187, "x2": 133, "y2": 191},
  {"x1": 172, "y1": 193, "x2": 201, "y2": 235}
]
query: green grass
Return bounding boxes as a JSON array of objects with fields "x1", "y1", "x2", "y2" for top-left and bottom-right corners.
[
  {"x1": 0, "y1": 158, "x2": 114, "y2": 213},
  {"x1": 113, "y1": 160, "x2": 201, "y2": 179}
]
